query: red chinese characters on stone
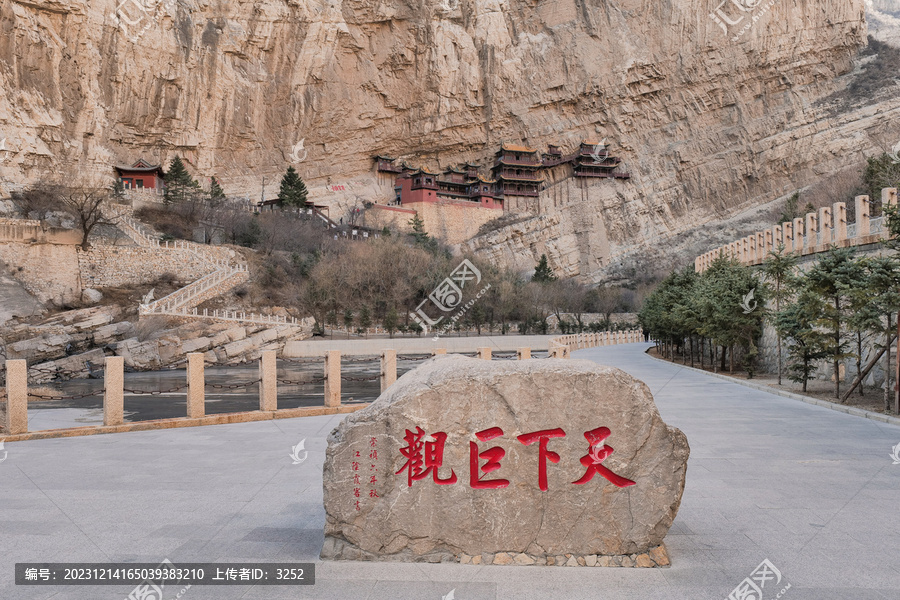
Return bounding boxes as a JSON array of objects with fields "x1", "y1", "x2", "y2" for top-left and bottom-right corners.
[
  {"x1": 517, "y1": 428, "x2": 566, "y2": 491},
  {"x1": 396, "y1": 427, "x2": 458, "y2": 486},
  {"x1": 395, "y1": 425, "x2": 635, "y2": 490},
  {"x1": 469, "y1": 427, "x2": 510, "y2": 489},
  {"x1": 572, "y1": 427, "x2": 636, "y2": 488}
]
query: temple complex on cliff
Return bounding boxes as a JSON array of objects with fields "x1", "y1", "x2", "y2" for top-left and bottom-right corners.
[{"x1": 374, "y1": 140, "x2": 630, "y2": 212}]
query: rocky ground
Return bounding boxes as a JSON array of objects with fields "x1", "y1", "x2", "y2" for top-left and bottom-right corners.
[{"x1": 0, "y1": 305, "x2": 310, "y2": 385}]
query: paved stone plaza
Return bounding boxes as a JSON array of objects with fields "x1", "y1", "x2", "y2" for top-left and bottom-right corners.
[{"x1": 2, "y1": 343, "x2": 898, "y2": 599}]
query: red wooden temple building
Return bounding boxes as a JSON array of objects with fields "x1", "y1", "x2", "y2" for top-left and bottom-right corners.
[
  {"x1": 572, "y1": 141, "x2": 631, "y2": 179},
  {"x1": 373, "y1": 138, "x2": 629, "y2": 210},
  {"x1": 385, "y1": 164, "x2": 505, "y2": 210},
  {"x1": 491, "y1": 143, "x2": 543, "y2": 197},
  {"x1": 114, "y1": 159, "x2": 165, "y2": 190}
]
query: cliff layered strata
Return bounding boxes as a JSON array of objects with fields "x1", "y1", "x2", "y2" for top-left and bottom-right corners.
[{"x1": 0, "y1": 0, "x2": 883, "y2": 281}]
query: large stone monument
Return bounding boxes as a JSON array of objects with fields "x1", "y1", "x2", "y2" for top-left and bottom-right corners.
[{"x1": 321, "y1": 355, "x2": 689, "y2": 566}]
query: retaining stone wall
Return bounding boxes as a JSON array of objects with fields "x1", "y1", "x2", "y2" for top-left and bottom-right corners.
[{"x1": 77, "y1": 244, "x2": 235, "y2": 289}]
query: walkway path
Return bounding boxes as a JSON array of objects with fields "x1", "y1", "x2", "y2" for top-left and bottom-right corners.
[
  {"x1": 284, "y1": 334, "x2": 560, "y2": 356},
  {"x1": 1, "y1": 344, "x2": 898, "y2": 599}
]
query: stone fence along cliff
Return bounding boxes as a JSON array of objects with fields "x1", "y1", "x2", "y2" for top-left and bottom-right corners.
[
  {"x1": 695, "y1": 188, "x2": 898, "y2": 272},
  {"x1": 1, "y1": 331, "x2": 642, "y2": 441},
  {"x1": 0, "y1": 219, "x2": 82, "y2": 245}
]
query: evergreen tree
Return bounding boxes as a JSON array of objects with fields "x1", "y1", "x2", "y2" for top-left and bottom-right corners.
[
  {"x1": 762, "y1": 245, "x2": 799, "y2": 384},
  {"x1": 277, "y1": 166, "x2": 309, "y2": 208},
  {"x1": 358, "y1": 306, "x2": 372, "y2": 339},
  {"x1": 532, "y1": 254, "x2": 557, "y2": 283},
  {"x1": 408, "y1": 213, "x2": 438, "y2": 253},
  {"x1": 804, "y1": 247, "x2": 862, "y2": 399},
  {"x1": 209, "y1": 176, "x2": 225, "y2": 204},
  {"x1": 855, "y1": 255, "x2": 900, "y2": 410},
  {"x1": 343, "y1": 308, "x2": 354, "y2": 335},
  {"x1": 164, "y1": 156, "x2": 201, "y2": 205},
  {"x1": 694, "y1": 256, "x2": 766, "y2": 373},
  {"x1": 384, "y1": 307, "x2": 399, "y2": 338},
  {"x1": 776, "y1": 286, "x2": 829, "y2": 392}
]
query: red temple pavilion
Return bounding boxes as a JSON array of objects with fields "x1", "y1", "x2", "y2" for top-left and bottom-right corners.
[
  {"x1": 114, "y1": 159, "x2": 165, "y2": 190},
  {"x1": 491, "y1": 143, "x2": 543, "y2": 197}
]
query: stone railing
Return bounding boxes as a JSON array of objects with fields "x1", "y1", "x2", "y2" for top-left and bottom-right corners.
[
  {"x1": 1, "y1": 337, "x2": 648, "y2": 441},
  {"x1": 548, "y1": 330, "x2": 644, "y2": 358},
  {"x1": 103, "y1": 204, "x2": 264, "y2": 326},
  {"x1": 695, "y1": 188, "x2": 898, "y2": 272},
  {"x1": 140, "y1": 263, "x2": 249, "y2": 315},
  {"x1": 155, "y1": 307, "x2": 300, "y2": 327}
]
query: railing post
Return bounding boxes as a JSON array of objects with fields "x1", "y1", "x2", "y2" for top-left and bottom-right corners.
[
  {"x1": 259, "y1": 350, "x2": 277, "y2": 412},
  {"x1": 517, "y1": 347, "x2": 531, "y2": 359},
  {"x1": 819, "y1": 206, "x2": 833, "y2": 246},
  {"x1": 833, "y1": 202, "x2": 847, "y2": 243},
  {"x1": 478, "y1": 347, "x2": 491, "y2": 360},
  {"x1": 324, "y1": 350, "x2": 341, "y2": 407},
  {"x1": 381, "y1": 349, "x2": 397, "y2": 393},
  {"x1": 781, "y1": 222, "x2": 793, "y2": 253},
  {"x1": 855, "y1": 195, "x2": 870, "y2": 237},
  {"x1": 187, "y1": 353, "x2": 205, "y2": 418},
  {"x1": 103, "y1": 356, "x2": 124, "y2": 426},
  {"x1": 805, "y1": 212, "x2": 817, "y2": 251},
  {"x1": 4, "y1": 359, "x2": 28, "y2": 435},
  {"x1": 793, "y1": 217, "x2": 804, "y2": 252}
]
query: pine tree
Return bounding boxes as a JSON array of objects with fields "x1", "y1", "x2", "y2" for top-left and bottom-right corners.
[
  {"x1": 762, "y1": 245, "x2": 799, "y2": 385},
  {"x1": 805, "y1": 247, "x2": 862, "y2": 399},
  {"x1": 163, "y1": 156, "x2": 201, "y2": 205},
  {"x1": 776, "y1": 287, "x2": 828, "y2": 393},
  {"x1": 384, "y1": 307, "x2": 399, "y2": 339},
  {"x1": 532, "y1": 254, "x2": 557, "y2": 283},
  {"x1": 358, "y1": 306, "x2": 372, "y2": 339},
  {"x1": 209, "y1": 176, "x2": 225, "y2": 204},
  {"x1": 277, "y1": 166, "x2": 308, "y2": 208},
  {"x1": 409, "y1": 213, "x2": 427, "y2": 242}
]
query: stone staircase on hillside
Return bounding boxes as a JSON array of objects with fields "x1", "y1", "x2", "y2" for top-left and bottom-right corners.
[{"x1": 104, "y1": 204, "x2": 294, "y2": 327}]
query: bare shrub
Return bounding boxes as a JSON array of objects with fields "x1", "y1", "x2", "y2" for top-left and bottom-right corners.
[{"x1": 135, "y1": 315, "x2": 172, "y2": 341}]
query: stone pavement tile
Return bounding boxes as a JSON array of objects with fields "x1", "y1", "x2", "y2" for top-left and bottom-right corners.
[
  {"x1": 778, "y1": 587, "x2": 896, "y2": 600},
  {"x1": 239, "y1": 578, "x2": 378, "y2": 600},
  {"x1": 658, "y1": 549, "x2": 735, "y2": 591},
  {"x1": 2, "y1": 346, "x2": 899, "y2": 599},
  {"x1": 368, "y1": 579, "x2": 497, "y2": 600}
]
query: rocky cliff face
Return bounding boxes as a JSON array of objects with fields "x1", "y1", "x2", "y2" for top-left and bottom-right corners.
[{"x1": 0, "y1": 0, "x2": 885, "y2": 282}]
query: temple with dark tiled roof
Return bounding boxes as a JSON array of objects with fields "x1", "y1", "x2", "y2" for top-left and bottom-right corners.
[
  {"x1": 372, "y1": 139, "x2": 629, "y2": 213},
  {"x1": 114, "y1": 159, "x2": 165, "y2": 190}
]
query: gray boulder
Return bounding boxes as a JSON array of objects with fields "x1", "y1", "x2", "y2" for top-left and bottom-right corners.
[{"x1": 322, "y1": 355, "x2": 689, "y2": 563}]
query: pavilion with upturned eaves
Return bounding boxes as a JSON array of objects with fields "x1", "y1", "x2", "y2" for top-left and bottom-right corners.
[
  {"x1": 114, "y1": 159, "x2": 165, "y2": 190},
  {"x1": 491, "y1": 143, "x2": 543, "y2": 198}
]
